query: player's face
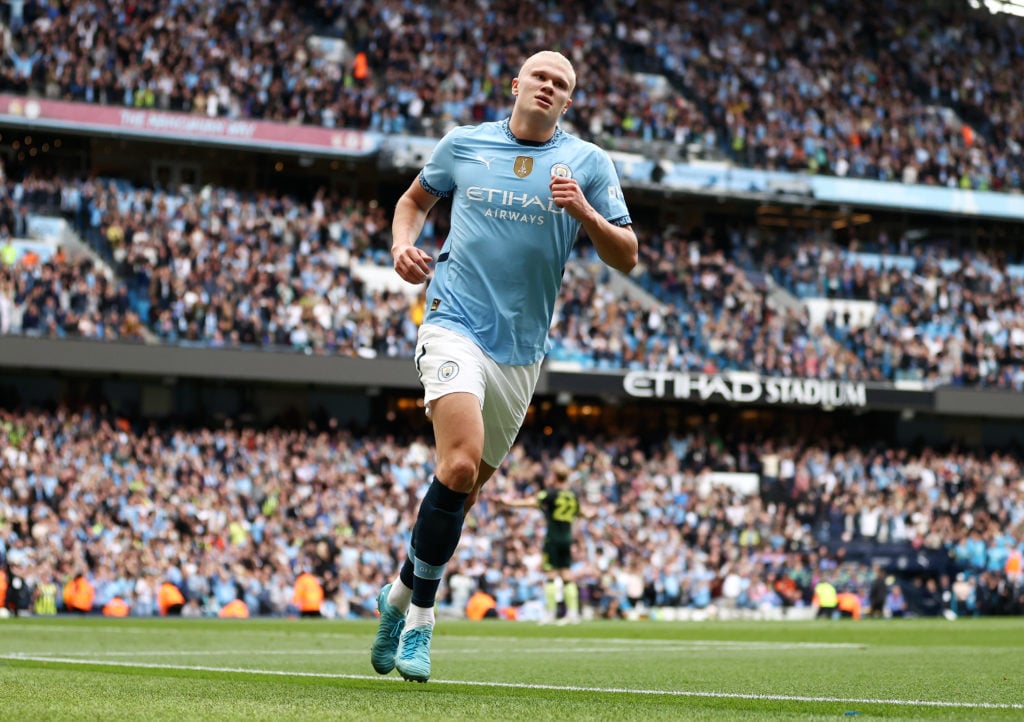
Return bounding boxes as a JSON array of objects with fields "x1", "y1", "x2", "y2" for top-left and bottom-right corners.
[{"x1": 512, "y1": 57, "x2": 574, "y2": 124}]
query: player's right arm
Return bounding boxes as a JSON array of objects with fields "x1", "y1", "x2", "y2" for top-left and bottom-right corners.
[
  {"x1": 391, "y1": 179, "x2": 439, "y2": 285},
  {"x1": 392, "y1": 127, "x2": 460, "y2": 285}
]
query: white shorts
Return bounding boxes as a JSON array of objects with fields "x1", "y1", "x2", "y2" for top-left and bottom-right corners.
[{"x1": 414, "y1": 323, "x2": 542, "y2": 468}]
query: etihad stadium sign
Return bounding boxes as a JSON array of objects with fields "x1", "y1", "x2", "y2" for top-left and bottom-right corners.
[{"x1": 622, "y1": 371, "x2": 867, "y2": 409}]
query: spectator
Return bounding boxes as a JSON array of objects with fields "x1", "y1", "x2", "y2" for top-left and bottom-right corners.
[
  {"x1": 157, "y1": 580, "x2": 185, "y2": 616},
  {"x1": 63, "y1": 571, "x2": 95, "y2": 614},
  {"x1": 292, "y1": 568, "x2": 324, "y2": 618}
]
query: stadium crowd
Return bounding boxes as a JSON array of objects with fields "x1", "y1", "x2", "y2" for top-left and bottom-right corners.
[
  {"x1": 627, "y1": 0, "x2": 1024, "y2": 191},
  {"x1": 1, "y1": 405, "x2": 1021, "y2": 619},
  {"x1": 1, "y1": 172, "x2": 1022, "y2": 390},
  {"x1": 0, "y1": 0, "x2": 1022, "y2": 626},
  {"x1": 613, "y1": 224, "x2": 1024, "y2": 389},
  {"x1": 1, "y1": 174, "x2": 417, "y2": 354},
  {"x1": 0, "y1": 0, "x2": 703, "y2": 148},
  {"x1": 763, "y1": 237, "x2": 1024, "y2": 388},
  {"x1": 1, "y1": 1, "x2": 1023, "y2": 190}
]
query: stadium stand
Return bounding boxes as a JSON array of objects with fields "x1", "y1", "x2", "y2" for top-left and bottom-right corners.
[
  {"x1": 0, "y1": 0, "x2": 1021, "y2": 621},
  {"x1": 1, "y1": 172, "x2": 1021, "y2": 389},
  {"x1": 0, "y1": 405, "x2": 1020, "y2": 618},
  {"x1": 3, "y1": 1, "x2": 1022, "y2": 189}
]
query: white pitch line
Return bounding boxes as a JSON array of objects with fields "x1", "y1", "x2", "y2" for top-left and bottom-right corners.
[
  {"x1": 0, "y1": 623, "x2": 366, "y2": 639},
  {"x1": 0, "y1": 623, "x2": 862, "y2": 650},
  {"x1": 452, "y1": 637, "x2": 863, "y2": 650},
  {"x1": 53, "y1": 650, "x2": 368, "y2": 657},
  {"x1": 1, "y1": 654, "x2": 1020, "y2": 711},
  {"x1": 46, "y1": 643, "x2": 856, "y2": 658},
  {"x1": 0, "y1": 623, "x2": 860, "y2": 646}
]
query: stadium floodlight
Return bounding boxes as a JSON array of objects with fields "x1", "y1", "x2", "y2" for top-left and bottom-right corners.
[{"x1": 967, "y1": 0, "x2": 1024, "y2": 17}]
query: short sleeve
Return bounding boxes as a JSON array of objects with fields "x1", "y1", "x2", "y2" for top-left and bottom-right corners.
[
  {"x1": 584, "y1": 150, "x2": 632, "y2": 227},
  {"x1": 418, "y1": 129, "x2": 459, "y2": 198}
]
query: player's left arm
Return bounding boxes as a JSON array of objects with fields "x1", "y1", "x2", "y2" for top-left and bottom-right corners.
[
  {"x1": 497, "y1": 493, "x2": 540, "y2": 509},
  {"x1": 549, "y1": 170, "x2": 637, "y2": 274}
]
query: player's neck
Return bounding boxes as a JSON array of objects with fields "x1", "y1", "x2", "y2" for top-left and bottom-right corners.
[{"x1": 508, "y1": 113, "x2": 557, "y2": 144}]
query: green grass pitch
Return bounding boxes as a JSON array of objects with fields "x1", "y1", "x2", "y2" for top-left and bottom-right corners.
[{"x1": 1, "y1": 616, "x2": 1021, "y2": 720}]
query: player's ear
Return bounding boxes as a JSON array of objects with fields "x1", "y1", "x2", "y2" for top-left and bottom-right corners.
[
  {"x1": 562, "y1": 98, "x2": 573, "y2": 114},
  {"x1": 511, "y1": 77, "x2": 519, "y2": 95}
]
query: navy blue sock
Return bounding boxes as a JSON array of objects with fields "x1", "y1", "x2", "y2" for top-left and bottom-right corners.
[
  {"x1": 410, "y1": 477, "x2": 468, "y2": 608},
  {"x1": 400, "y1": 557, "x2": 415, "y2": 591},
  {"x1": 399, "y1": 520, "x2": 417, "y2": 589}
]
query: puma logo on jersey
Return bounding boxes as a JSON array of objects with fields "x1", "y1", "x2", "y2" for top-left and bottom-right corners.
[{"x1": 474, "y1": 155, "x2": 494, "y2": 170}]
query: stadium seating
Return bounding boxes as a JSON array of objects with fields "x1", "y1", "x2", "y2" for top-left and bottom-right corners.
[
  {"x1": 2, "y1": 171, "x2": 1021, "y2": 388},
  {"x1": 0, "y1": 405, "x2": 1020, "y2": 618},
  {"x1": 2, "y1": 1, "x2": 1023, "y2": 190}
]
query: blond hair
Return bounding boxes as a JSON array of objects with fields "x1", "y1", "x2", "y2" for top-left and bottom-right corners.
[
  {"x1": 519, "y1": 50, "x2": 577, "y2": 93},
  {"x1": 552, "y1": 461, "x2": 571, "y2": 482}
]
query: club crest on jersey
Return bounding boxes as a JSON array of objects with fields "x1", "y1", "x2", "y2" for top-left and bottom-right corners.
[
  {"x1": 513, "y1": 156, "x2": 534, "y2": 178},
  {"x1": 550, "y1": 163, "x2": 572, "y2": 179},
  {"x1": 438, "y1": 361, "x2": 460, "y2": 382}
]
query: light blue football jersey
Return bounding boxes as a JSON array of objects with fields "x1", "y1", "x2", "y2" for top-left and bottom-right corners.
[{"x1": 419, "y1": 118, "x2": 632, "y2": 365}]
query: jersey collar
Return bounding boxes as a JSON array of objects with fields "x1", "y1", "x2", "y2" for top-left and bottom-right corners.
[{"x1": 501, "y1": 118, "x2": 563, "y2": 147}]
